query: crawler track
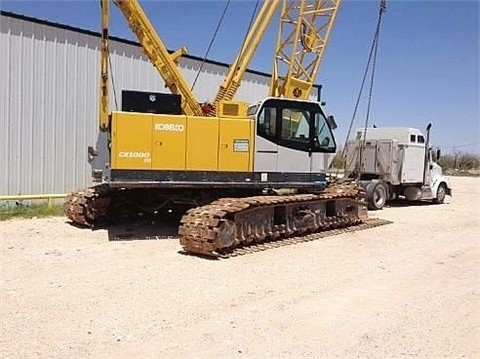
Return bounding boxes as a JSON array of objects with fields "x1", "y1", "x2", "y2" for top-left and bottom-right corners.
[
  {"x1": 63, "y1": 185, "x2": 111, "y2": 227},
  {"x1": 179, "y1": 183, "x2": 375, "y2": 257},
  {"x1": 64, "y1": 183, "x2": 391, "y2": 258},
  {"x1": 196, "y1": 217, "x2": 391, "y2": 258}
]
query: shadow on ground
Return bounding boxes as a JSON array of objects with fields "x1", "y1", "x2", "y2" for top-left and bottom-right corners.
[
  {"x1": 63, "y1": 217, "x2": 179, "y2": 241},
  {"x1": 385, "y1": 199, "x2": 440, "y2": 209},
  {"x1": 106, "y1": 218, "x2": 179, "y2": 241}
]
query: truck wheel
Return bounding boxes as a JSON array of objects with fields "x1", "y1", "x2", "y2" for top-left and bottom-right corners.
[
  {"x1": 366, "y1": 182, "x2": 387, "y2": 210},
  {"x1": 434, "y1": 183, "x2": 446, "y2": 204}
]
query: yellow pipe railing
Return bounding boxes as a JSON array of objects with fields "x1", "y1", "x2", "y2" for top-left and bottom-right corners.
[{"x1": 0, "y1": 194, "x2": 66, "y2": 208}]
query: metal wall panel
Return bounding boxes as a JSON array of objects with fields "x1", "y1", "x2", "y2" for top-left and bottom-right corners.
[
  {"x1": 1, "y1": 15, "x2": 102, "y2": 196},
  {"x1": 0, "y1": 12, "x2": 318, "y2": 196}
]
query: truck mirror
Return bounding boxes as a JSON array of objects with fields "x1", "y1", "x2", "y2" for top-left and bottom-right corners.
[
  {"x1": 436, "y1": 149, "x2": 441, "y2": 159},
  {"x1": 327, "y1": 115, "x2": 337, "y2": 130}
]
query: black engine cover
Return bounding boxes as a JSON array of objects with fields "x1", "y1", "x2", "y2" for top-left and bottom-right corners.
[{"x1": 121, "y1": 90, "x2": 182, "y2": 115}]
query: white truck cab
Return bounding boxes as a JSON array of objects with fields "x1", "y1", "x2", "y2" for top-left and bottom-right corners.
[{"x1": 345, "y1": 124, "x2": 452, "y2": 209}]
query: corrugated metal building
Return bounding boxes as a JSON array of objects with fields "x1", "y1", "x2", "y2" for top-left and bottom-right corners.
[{"x1": 0, "y1": 11, "x2": 319, "y2": 196}]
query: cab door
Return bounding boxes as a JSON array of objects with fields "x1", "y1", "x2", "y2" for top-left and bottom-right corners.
[
  {"x1": 254, "y1": 106, "x2": 278, "y2": 172},
  {"x1": 275, "y1": 107, "x2": 312, "y2": 173}
]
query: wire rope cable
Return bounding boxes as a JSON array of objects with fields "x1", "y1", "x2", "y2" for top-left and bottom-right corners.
[
  {"x1": 191, "y1": 1, "x2": 231, "y2": 91},
  {"x1": 339, "y1": 0, "x2": 386, "y2": 175},
  {"x1": 231, "y1": 1, "x2": 260, "y2": 81}
]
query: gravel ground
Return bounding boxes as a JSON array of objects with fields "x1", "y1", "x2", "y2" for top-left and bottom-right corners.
[{"x1": 1, "y1": 176, "x2": 479, "y2": 359}]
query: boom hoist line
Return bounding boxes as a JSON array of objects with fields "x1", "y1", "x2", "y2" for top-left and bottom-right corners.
[
  {"x1": 340, "y1": 0, "x2": 387, "y2": 175},
  {"x1": 191, "y1": 0, "x2": 233, "y2": 93},
  {"x1": 270, "y1": 0, "x2": 341, "y2": 100}
]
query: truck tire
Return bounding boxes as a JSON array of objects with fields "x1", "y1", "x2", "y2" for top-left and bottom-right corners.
[
  {"x1": 366, "y1": 182, "x2": 387, "y2": 210},
  {"x1": 433, "y1": 183, "x2": 446, "y2": 204}
]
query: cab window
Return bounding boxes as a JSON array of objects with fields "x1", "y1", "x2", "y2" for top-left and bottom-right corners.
[
  {"x1": 280, "y1": 108, "x2": 309, "y2": 144},
  {"x1": 314, "y1": 112, "x2": 335, "y2": 151},
  {"x1": 257, "y1": 106, "x2": 277, "y2": 138}
]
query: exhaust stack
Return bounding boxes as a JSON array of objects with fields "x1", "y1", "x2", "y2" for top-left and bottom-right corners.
[{"x1": 423, "y1": 123, "x2": 432, "y2": 185}]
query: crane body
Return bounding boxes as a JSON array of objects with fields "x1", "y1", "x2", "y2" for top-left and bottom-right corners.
[{"x1": 65, "y1": 0, "x2": 380, "y2": 257}]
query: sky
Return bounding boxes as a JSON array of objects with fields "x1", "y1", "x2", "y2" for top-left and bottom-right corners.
[{"x1": 1, "y1": 0, "x2": 479, "y2": 154}]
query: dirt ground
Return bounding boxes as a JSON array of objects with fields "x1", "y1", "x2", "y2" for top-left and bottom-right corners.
[{"x1": 1, "y1": 176, "x2": 479, "y2": 358}]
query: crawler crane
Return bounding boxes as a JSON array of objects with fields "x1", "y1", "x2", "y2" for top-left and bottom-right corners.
[{"x1": 65, "y1": 0, "x2": 387, "y2": 257}]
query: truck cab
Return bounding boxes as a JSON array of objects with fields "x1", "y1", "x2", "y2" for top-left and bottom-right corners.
[{"x1": 345, "y1": 125, "x2": 452, "y2": 209}]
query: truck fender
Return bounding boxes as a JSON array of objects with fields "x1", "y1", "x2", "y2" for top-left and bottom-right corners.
[{"x1": 431, "y1": 176, "x2": 452, "y2": 197}]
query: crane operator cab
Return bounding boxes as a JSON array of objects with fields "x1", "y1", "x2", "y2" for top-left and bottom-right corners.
[{"x1": 252, "y1": 97, "x2": 337, "y2": 179}]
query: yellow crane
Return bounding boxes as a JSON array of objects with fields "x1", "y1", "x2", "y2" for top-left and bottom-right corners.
[{"x1": 65, "y1": 0, "x2": 381, "y2": 258}]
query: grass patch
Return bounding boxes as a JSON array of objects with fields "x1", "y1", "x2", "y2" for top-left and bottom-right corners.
[{"x1": 0, "y1": 203, "x2": 65, "y2": 221}]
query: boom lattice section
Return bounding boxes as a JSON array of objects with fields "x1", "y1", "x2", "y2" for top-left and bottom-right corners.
[{"x1": 270, "y1": 0, "x2": 341, "y2": 100}]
